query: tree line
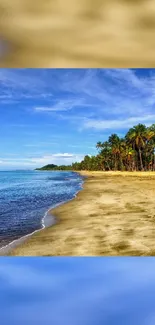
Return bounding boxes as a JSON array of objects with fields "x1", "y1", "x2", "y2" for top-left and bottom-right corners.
[{"x1": 37, "y1": 124, "x2": 155, "y2": 172}]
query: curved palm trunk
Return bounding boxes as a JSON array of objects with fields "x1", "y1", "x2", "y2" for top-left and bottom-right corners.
[
  {"x1": 106, "y1": 160, "x2": 111, "y2": 171},
  {"x1": 138, "y1": 148, "x2": 144, "y2": 171},
  {"x1": 119, "y1": 154, "x2": 123, "y2": 171}
]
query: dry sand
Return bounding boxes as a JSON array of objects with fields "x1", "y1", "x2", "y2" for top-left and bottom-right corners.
[
  {"x1": 7, "y1": 171, "x2": 155, "y2": 256},
  {"x1": 1, "y1": 0, "x2": 155, "y2": 67}
]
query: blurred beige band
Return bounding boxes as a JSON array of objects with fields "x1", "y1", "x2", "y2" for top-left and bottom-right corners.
[{"x1": 0, "y1": 0, "x2": 155, "y2": 67}]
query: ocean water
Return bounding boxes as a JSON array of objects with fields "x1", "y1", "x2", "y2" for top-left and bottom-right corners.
[{"x1": 0, "y1": 170, "x2": 84, "y2": 249}]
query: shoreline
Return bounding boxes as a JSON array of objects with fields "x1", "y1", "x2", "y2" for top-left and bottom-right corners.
[
  {"x1": 0, "y1": 175, "x2": 84, "y2": 256},
  {"x1": 4, "y1": 170, "x2": 155, "y2": 256},
  {"x1": 0, "y1": 209, "x2": 57, "y2": 256}
]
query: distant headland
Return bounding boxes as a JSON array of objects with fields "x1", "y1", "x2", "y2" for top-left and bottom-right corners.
[{"x1": 35, "y1": 164, "x2": 72, "y2": 171}]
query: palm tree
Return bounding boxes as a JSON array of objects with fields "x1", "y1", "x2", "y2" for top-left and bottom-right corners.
[
  {"x1": 126, "y1": 124, "x2": 147, "y2": 171},
  {"x1": 108, "y1": 134, "x2": 124, "y2": 170},
  {"x1": 147, "y1": 124, "x2": 155, "y2": 170},
  {"x1": 122, "y1": 145, "x2": 135, "y2": 171},
  {"x1": 68, "y1": 123, "x2": 155, "y2": 172},
  {"x1": 96, "y1": 141, "x2": 103, "y2": 150},
  {"x1": 98, "y1": 141, "x2": 112, "y2": 170}
]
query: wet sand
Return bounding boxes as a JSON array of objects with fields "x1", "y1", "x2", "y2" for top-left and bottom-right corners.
[{"x1": 6, "y1": 171, "x2": 155, "y2": 256}]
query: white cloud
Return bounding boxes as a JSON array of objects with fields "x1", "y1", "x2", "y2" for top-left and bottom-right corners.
[
  {"x1": 34, "y1": 98, "x2": 98, "y2": 113},
  {"x1": 1, "y1": 68, "x2": 155, "y2": 121},
  {"x1": 83, "y1": 114, "x2": 155, "y2": 130},
  {"x1": 30, "y1": 153, "x2": 84, "y2": 166},
  {"x1": 31, "y1": 69, "x2": 155, "y2": 132},
  {"x1": 52, "y1": 153, "x2": 74, "y2": 157},
  {"x1": 0, "y1": 153, "x2": 85, "y2": 169},
  {"x1": 0, "y1": 69, "x2": 53, "y2": 102},
  {"x1": 104, "y1": 69, "x2": 145, "y2": 90},
  {"x1": 34, "y1": 99, "x2": 80, "y2": 112},
  {"x1": 2, "y1": 68, "x2": 155, "y2": 162}
]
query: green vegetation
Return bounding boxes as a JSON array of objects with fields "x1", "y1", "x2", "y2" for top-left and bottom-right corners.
[
  {"x1": 36, "y1": 164, "x2": 72, "y2": 171},
  {"x1": 36, "y1": 123, "x2": 155, "y2": 172},
  {"x1": 36, "y1": 164, "x2": 57, "y2": 170}
]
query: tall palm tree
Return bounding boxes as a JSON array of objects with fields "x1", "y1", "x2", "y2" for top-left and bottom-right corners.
[
  {"x1": 147, "y1": 125, "x2": 155, "y2": 170},
  {"x1": 99, "y1": 141, "x2": 112, "y2": 171},
  {"x1": 122, "y1": 145, "x2": 135, "y2": 171},
  {"x1": 108, "y1": 134, "x2": 124, "y2": 170},
  {"x1": 70, "y1": 123, "x2": 155, "y2": 172},
  {"x1": 126, "y1": 124, "x2": 147, "y2": 171},
  {"x1": 143, "y1": 128, "x2": 155, "y2": 170}
]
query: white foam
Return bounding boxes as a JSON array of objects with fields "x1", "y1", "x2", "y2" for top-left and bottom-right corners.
[{"x1": 0, "y1": 176, "x2": 84, "y2": 255}]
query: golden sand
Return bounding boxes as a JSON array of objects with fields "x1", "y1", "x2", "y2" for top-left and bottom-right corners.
[
  {"x1": 8, "y1": 171, "x2": 155, "y2": 256},
  {"x1": 0, "y1": 0, "x2": 155, "y2": 67}
]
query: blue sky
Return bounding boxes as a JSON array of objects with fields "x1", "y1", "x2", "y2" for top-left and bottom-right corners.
[
  {"x1": 1, "y1": 68, "x2": 155, "y2": 169},
  {"x1": 1, "y1": 257, "x2": 155, "y2": 325}
]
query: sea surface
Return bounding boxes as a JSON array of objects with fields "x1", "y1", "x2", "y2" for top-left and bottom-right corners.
[{"x1": 0, "y1": 170, "x2": 84, "y2": 249}]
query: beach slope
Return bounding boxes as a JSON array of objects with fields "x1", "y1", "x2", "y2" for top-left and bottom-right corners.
[{"x1": 8, "y1": 171, "x2": 155, "y2": 256}]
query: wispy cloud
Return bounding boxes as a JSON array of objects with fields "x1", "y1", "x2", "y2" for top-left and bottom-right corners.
[
  {"x1": 1, "y1": 69, "x2": 155, "y2": 168},
  {"x1": 30, "y1": 153, "x2": 85, "y2": 165},
  {"x1": 30, "y1": 69, "x2": 155, "y2": 130},
  {"x1": 34, "y1": 99, "x2": 83, "y2": 112},
  {"x1": 2, "y1": 68, "x2": 155, "y2": 118},
  {"x1": 34, "y1": 98, "x2": 100, "y2": 113},
  {"x1": 83, "y1": 114, "x2": 155, "y2": 130},
  {"x1": 0, "y1": 69, "x2": 53, "y2": 102},
  {"x1": 0, "y1": 153, "x2": 85, "y2": 169}
]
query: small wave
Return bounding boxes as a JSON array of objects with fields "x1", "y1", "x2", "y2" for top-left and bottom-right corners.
[{"x1": 0, "y1": 170, "x2": 84, "y2": 255}]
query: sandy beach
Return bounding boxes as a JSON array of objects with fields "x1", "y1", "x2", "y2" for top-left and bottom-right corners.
[
  {"x1": 5, "y1": 171, "x2": 155, "y2": 256},
  {"x1": 1, "y1": 1, "x2": 155, "y2": 68}
]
